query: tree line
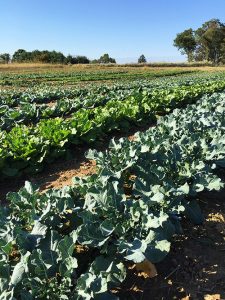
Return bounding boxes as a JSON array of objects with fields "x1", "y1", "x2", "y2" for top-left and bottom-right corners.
[
  {"x1": 0, "y1": 50, "x2": 148, "y2": 65},
  {"x1": 0, "y1": 50, "x2": 117, "y2": 64},
  {"x1": 174, "y1": 18, "x2": 225, "y2": 64}
]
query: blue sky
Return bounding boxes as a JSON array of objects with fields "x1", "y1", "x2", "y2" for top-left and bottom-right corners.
[{"x1": 1, "y1": 0, "x2": 225, "y2": 63}]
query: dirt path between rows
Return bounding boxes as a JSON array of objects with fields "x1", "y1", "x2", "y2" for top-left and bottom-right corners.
[{"x1": 0, "y1": 146, "x2": 96, "y2": 202}]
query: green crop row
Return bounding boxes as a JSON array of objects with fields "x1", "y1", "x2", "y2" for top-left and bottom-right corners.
[
  {"x1": 0, "y1": 72, "x2": 223, "y2": 109},
  {"x1": 0, "y1": 69, "x2": 196, "y2": 87}
]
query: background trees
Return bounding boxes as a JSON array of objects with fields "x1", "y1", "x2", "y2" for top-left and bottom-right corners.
[
  {"x1": 0, "y1": 53, "x2": 10, "y2": 63},
  {"x1": 9, "y1": 50, "x2": 91, "y2": 64},
  {"x1": 12, "y1": 49, "x2": 28, "y2": 62},
  {"x1": 75, "y1": 56, "x2": 90, "y2": 64},
  {"x1": 2, "y1": 50, "x2": 117, "y2": 65},
  {"x1": 65, "y1": 55, "x2": 90, "y2": 64},
  {"x1": 92, "y1": 53, "x2": 116, "y2": 64},
  {"x1": 173, "y1": 29, "x2": 196, "y2": 62},
  {"x1": 138, "y1": 54, "x2": 147, "y2": 63},
  {"x1": 98, "y1": 53, "x2": 116, "y2": 63},
  {"x1": 174, "y1": 19, "x2": 225, "y2": 64},
  {"x1": 12, "y1": 49, "x2": 66, "y2": 63},
  {"x1": 195, "y1": 19, "x2": 225, "y2": 64}
]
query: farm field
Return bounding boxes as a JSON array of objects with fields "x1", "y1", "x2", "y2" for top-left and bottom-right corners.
[
  {"x1": 1, "y1": 65, "x2": 225, "y2": 300},
  {"x1": 0, "y1": 63, "x2": 199, "y2": 85}
]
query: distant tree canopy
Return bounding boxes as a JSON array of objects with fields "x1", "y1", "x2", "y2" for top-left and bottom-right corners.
[
  {"x1": 92, "y1": 53, "x2": 116, "y2": 64},
  {"x1": 174, "y1": 29, "x2": 196, "y2": 62},
  {"x1": 0, "y1": 53, "x2": 10, "y2": 63},
  {"x1": 9, "y1": 49, "x2": 90, "y2": 64},
  {"x1": 1, "y1": 50, "x2": 117, "y2": 65},
  {"x1": 174, "y1": 19, "x2": 225, "y2": 64},
  {"x1": 12, "y1": 49, "x2": 65, "y2": 63},
  {"x1": 65, "y1": 55, "x2": 90, "y2": 64},
  {"x1": 138, "y1": 54, "x2": 147, "y2": 63}
]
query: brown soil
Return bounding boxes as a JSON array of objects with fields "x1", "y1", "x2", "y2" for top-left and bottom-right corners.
[
  {"x1": 35, "y1": 158, "x2": 97, "y2": 192},
  {"x1": 0, "y1": 149, "x2": 97, "y2": 201}
]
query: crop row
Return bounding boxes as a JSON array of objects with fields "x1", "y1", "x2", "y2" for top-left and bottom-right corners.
[
  {"x1": 1, "y1": 79, "x2": 225, "y2": 177},
  {"x1": 1, "y1": 72, "x2": 225, "y2": 107},
  {"x1": 1, "y1": 75, "x2": 225, "y2": 131},
  {"x1": 1, "y1": 91, "x2": 225, "y2": 299},
  {"x1": 0, "y1": 69, "x2": 195, "y2": 87}
]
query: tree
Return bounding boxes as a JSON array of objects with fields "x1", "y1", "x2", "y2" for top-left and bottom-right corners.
[
  {"x1": 221, "y1": 39, "x2": 225, "y2": 64},
  {"x1": 0, "y1": 53, "x2": 10, "y2": 63},
  {"x1": 174, "y1": 28, "x2": 197, "y2": 62},
  {"x1": 38, "y1": 51, "x2": 51, "y2": 63},
  {"x1": 31, "y1": 50, "x2": 41, "y2": 62},
  {"x1": 174, "y1": 19, "x2": 225, "y2": 64},
  {"x1": 138, "y1": 54, "x2": 147, "y2": 63},
  {"x1": 91, "y1": 59, "x2": 99, "y2": 64},
  {"x1": 98, "y1": 53, "x2": 116, "y2": 64},
  {"x1": 65, "y1": 55, "x2": 76, "y2": 64},
  {"x1": 49, "y1": 50, "x2": 65, "y2": 63},
  {"x1": 195, "y1": 19, "x2": 225, "y2": 64},
  {"x1": 65, "y1": 55, "x2": 90, "y2": 64},
  {"x1": 11, "y1": 49, "x2": 67, "y2": 63},
  {"x1": 75, "y1": 56, "x2": 90, "y2": 64},
  {"x1": 12, "y1": 49, "x2": 28, "y2": 62}
]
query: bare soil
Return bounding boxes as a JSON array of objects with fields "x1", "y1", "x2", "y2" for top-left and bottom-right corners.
[{"x1": 0, "y1": 148, "x2": 97, "y2": 201}]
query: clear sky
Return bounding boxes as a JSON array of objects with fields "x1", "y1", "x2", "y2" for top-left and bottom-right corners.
[{"x1": 1, "y1": 0, "x2": 225, "y2": 63}]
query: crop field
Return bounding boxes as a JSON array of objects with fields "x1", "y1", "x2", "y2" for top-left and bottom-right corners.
[{"x1": 1, "y1": 65, "x2": 225, "y2": 299}]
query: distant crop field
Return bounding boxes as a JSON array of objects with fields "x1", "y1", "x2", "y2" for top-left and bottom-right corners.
[{"x1": 0, "y1": 64, "x2": 202, "y2": 87}]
